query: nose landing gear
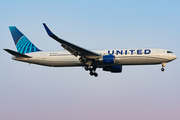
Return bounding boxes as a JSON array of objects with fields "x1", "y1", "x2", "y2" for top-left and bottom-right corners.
[{"x1": 161, "y1": 63, "x2": 166, "y2": 72}]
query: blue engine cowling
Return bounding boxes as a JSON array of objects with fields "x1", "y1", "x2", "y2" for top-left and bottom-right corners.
[
  {"x1": 103, "y1": 65, "x2": 122, "y2": 73},
  {"x1": 98, "y1": 54, "x2": 115, "y2": 64}
]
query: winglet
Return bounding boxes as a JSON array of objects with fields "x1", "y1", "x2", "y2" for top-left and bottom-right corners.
[{"x1": 43, "y1": 23, "x2": 56, "y2": 38}]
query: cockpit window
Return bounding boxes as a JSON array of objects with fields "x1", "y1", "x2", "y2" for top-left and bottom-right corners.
[{"x1": 167, "y1": 51, "x2": 173, "y2": 54}]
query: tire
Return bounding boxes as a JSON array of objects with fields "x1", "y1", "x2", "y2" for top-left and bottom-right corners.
[
  {"x1": 85, "y1": 66, "x2": 89, "y2": 71},
  {"x1": 94, "y1": 73, "x2": 98, "y2": 77},
  {"x1": 90, "y1": 72, "x2": 94, "y2": 76}
]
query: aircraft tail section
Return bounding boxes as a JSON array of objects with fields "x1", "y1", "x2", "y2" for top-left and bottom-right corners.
[{"x1": 9, "y1": 26, "x2": 41, "y2": 54}]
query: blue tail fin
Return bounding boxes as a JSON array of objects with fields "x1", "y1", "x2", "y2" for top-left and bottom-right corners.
[{"x1": 9, "y1": 26, "x2": 41, "y2": 54}]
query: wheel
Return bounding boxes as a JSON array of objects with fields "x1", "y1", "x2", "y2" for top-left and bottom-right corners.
[
  {"x1": 89, "y1": 68, "x2": 93, "y2": 71},
  {"x1": 161, "y1": 68, "x2": 164, "y2": 72},
  {"x1": 85, "y1": 66, "x2": 89, "y2": 71},
  {"x1": 94, "y1": 73, "x2": 98, "y2": 77},
  {"x1": 90, "y1": 71, "x2": 94, "y2": 76}
]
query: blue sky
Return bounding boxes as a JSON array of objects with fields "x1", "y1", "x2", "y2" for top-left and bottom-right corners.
[{"x1": 0, "y1": 0, "x2": 180, "y2": 120}]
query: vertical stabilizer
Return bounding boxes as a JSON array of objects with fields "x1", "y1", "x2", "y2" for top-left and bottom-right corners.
[{"x1": 9, "y1": 26, "x2": 41, "y2": 54}]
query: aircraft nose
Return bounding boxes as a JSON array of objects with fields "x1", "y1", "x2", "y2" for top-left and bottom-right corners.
[
  {"x1": 174, "y1": 54, "x2": 177, "y2": 59},
  {"x1": 172, "y1": 54, "x2": 177, "y2": 60}
]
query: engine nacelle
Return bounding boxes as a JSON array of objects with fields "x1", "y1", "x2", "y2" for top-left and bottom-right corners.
[
  {"x1": 98, "y1": 54, "x2": 115, "y2": 64},
  {"x1": 103, "y1": 65, "x2": 122, "y2": 73}
]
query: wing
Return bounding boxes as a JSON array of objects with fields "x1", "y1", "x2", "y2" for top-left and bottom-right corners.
[{"x1": 43, "y1": 23, "x2": 101, "y2": 59}]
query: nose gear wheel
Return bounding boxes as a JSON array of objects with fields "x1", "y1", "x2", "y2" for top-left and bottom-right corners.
[{"x1": 161, "y1": 63, "x2": 166, "y2": 72}]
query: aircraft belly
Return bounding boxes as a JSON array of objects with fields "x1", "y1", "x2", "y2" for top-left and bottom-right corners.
[
  {"x1": 23, "y1": 57, "x2": 81, "y2": 67},
  {"x1": 52, "y1": 61, "x2": 81, "y2": 67}
]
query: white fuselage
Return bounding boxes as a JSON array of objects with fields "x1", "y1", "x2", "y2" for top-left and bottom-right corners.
[{"x1": 12, "y1": 48, "x2": 177, "y2": 67}]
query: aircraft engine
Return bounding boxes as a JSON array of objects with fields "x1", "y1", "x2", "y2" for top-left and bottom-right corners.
[
  {"x1": 98, "y1": 54, "x2": 115, "y2": 64},
  {"x1": 103, "y1": 65, "x2": 122, "y2": 73}
]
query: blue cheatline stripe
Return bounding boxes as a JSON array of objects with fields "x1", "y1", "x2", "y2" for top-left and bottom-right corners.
[
  {"x1": 16, "y1": 37, "x2": 24, "y2": 49},
  {"x1": 17, "y1": 36, "x2": 26, "y2": 53},
  {"x1": 21, "y1": 38, "x2": 30, "y2": 53},
  {"x1": 26, "y1": 43, "x2": 31, "y2": 53},
  {"x1": 33, "y1": 45, "x2": 37, "y2": 52},
  {"x1": 24, "y1": 40, "x2": 31, "y2": 53},
  {"x1": 18, "y1": 37, "x2": 27, "y2": 53},
  {"x1": 29, "y1": 43, "x2": 33, "y2": 52},
  {"x1": 19, "y1": 39, "x2": 28, "y2": 53},
  {"x1": 17, "y1": 36, "x2": 26, "y2": 49},
  {"x1": 18, "y1": 36, "x2": 29, "y2": 53},
  {"x1": 16, "y1": 35, "x2": 41, "y2": 54}
]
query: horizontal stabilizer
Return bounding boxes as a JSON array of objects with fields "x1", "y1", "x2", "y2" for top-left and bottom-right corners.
[{"x1": 4, "y1": 49, "x2": 32, "y2": 58}]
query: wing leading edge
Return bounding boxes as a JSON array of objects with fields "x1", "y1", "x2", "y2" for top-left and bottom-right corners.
[{"x1": 43, "y1": 23, "x2": 101, "y2": 59}]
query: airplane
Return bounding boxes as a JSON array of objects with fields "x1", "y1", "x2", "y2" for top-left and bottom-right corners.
[{"x1": 4, "y1": 23, "x2": 177, "y2": 77}]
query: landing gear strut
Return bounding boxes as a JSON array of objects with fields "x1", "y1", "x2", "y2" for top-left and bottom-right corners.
[
  {"x1": 161, "y1": 63, "x2": 166, "y2": 72},
  {"x1": 82, "y1": 58, "x2": 98, "y2": 77}
]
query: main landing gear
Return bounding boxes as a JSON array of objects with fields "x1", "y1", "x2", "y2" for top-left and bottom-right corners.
[
  {"x1": 161, "y1": 63, "x2": 166, "y2": 72},
  {"x1": 85, "y1": 66, "x2": 98, "y2": 77},
  {"x1": 80, "y1": 57, "x2": 98, "y2": 77}
]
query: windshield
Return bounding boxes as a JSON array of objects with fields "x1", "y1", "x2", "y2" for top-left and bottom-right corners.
[{"x1": 167, "y1": 51, "x2": 173, "y2": 54}]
